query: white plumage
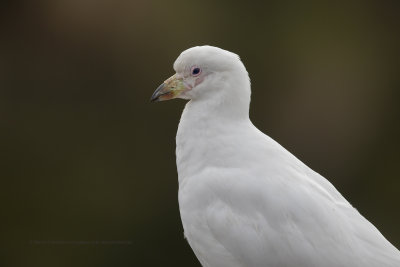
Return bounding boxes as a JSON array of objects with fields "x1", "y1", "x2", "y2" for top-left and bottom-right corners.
[{"x1": 152, "y1": 46, "x2": 400, "y2": 267}]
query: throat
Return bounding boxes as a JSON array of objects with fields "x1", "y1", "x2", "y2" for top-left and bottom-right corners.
[
  {"x1": 175, "y1": 99, "x2": 251, "y2": 183},
  {"x1": 177, "y1": 97, "x2": 250, "y2": 139}
]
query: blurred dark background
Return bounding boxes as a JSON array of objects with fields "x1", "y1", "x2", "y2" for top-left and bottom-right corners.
[{"x1": 0, "y1": 1, "x2": 399, "y2": 266}]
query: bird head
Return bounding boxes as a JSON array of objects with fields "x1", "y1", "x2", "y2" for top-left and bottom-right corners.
[{"x1": 150, "y1": 46, "x2": 250, "y2": 104}]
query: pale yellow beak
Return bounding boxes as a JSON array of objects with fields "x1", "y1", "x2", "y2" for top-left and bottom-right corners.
[{"x1": 150, "y1": 74, "x2": 186, "y2": 102}]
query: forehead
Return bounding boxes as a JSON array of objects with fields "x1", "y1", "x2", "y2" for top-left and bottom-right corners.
[
  {"x1": 173, "y1": 46, "x2": 240, "y2": 73},
  {"x1": 173, "y1": 57, "x2": 191, "y2": 73},
  {"x1": 173, "y1": 48, "x2": 202, "y2": 73}
]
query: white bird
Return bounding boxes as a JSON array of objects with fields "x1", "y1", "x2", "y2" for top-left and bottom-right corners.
[{"x1": 151, "y1": 46, "x2": 400, "y2": 267}]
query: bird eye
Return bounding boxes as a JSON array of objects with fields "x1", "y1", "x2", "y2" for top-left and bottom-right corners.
[{"x1": 191, "y1": 67, "x2": 201, "y2": 76}]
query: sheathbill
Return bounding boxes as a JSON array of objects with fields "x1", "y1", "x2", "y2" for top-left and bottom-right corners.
[{"x1": 150, "y1": 45, "x2": 400, "y2": 267}]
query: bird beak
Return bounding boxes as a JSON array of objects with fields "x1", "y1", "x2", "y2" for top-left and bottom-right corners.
[{"x1": 150, "y1": 74, "x2": 187, "y2": 102}]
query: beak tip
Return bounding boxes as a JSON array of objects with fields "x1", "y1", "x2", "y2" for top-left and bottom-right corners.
[{"x1": 150, "y1": 83, "x2": 166, "y2": 103}]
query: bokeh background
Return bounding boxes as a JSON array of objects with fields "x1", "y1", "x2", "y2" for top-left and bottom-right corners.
[{"x1": 1, "y1": 1, "x2": 399, "y2": 266}]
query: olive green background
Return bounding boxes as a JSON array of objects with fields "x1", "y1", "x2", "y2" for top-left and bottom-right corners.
[{"x1": 1, "y1": 1, "x2": 399, "y2": 266}]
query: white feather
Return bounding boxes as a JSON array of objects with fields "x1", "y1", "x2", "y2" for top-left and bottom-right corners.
[{"x1": 172, "y1": 46, "x2": 400, "y2": 267}]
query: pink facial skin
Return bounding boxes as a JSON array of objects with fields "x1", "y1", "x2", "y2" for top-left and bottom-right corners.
[
  {"x1": 181, "y1": 66, "x2": 208, "y2": 92},
  {"x1": 183, "y1": 75, "x2": 206, "y2": 90},
  {"x1": 183, "y1": 81, "x2": 193, "y2": 90},
  {"x1": 194, "y1": 76, "x2": 205, "y2": 87}
]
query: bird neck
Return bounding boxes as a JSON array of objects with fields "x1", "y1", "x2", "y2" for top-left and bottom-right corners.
[
  {"x1": 185, "y1": 70, "x2": 251, "y2": 121},
  {"x1": 176, "y1": 87, "x2": 252, "y2": 184}
]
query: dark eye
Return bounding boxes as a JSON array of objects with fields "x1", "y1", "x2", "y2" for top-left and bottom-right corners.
[{"x1": 191, "y1": 67, "x2": 201, "y2": 76}]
